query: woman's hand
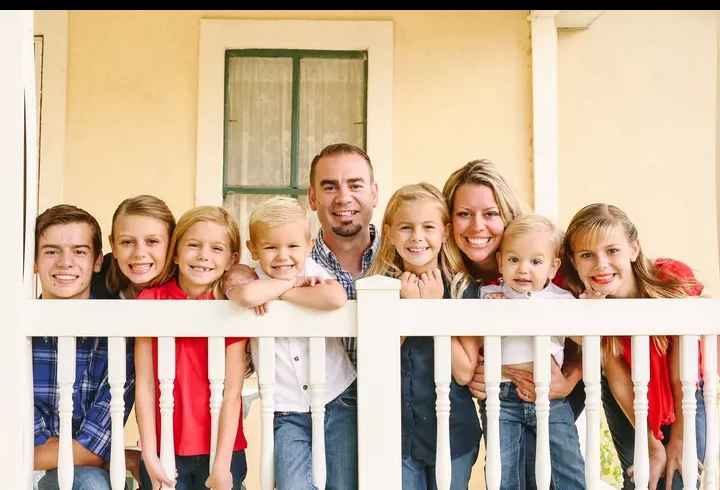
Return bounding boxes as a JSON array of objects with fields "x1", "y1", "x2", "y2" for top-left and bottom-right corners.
[
  {"x1": 141, "y1": 452, "x2": 175, "y2": 489},
  {"x1": 205, "y1": 468, "x2": 233, "y2": 490},
  {"x1": 468, "y1": 355, "x2": 487, "y2": 400},
  {"x1": 399, "y1": 272, "x2": 421, "y2": 299},
  {"x1": 418, "y1": 269, "x2": 444, "y2": 299},
  {"x1": 506, "y1": 359, "x2": 578, "y2": 402},
  {"x1": 663, "y1": 436, "x2": 683, "y2": 489}
]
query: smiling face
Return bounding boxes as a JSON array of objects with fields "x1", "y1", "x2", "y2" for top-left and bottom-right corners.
[
  {"x1": 308, "y1": 152, "x2": 378, "y2": 240},
  {"x1": 571, "y1": 224, "x2": 640, "y2": 298},
  {"x1": 35, "y1": 222, "x2": 102, "y2": 299},
  {"x1": 497, "y1": 230, "x2": 560, "y2": 294},
  {"x1": 174, "y1": 221, "x2": 236, "y2": 298},
  {"x1": 387, "y1": 200, "x2": 448, "y2": 275},
  {"x1": 111, "y1": 214, "x2": 170, "y2": 287},
  {"x1": 248, "y1": 220, "x2": 312, "y2": 280},
  {"x1": 451, "y1": 184, "x2": 505, "y2": 272}
]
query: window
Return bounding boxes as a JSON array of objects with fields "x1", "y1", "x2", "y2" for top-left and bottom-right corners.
[{"x1": 222, "y1": 49, "x2": 368, "y2": 259}]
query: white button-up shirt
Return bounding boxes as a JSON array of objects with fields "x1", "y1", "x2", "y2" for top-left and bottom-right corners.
[{"x1": 250, "y1": 257, "x2": 356, "y2": 412}]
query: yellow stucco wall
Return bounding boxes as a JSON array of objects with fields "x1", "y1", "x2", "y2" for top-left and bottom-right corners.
[{"x1": 558, "y1": 11, "x2": 720, "y2": 296}]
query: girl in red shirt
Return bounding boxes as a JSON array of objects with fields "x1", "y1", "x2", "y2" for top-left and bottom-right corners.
[
  {"x1": 561, "y1": 203, "x2": 705, "y2": 490},
  {"x1": 135, "y1": 206, "x2": 249, "y2": 490}
]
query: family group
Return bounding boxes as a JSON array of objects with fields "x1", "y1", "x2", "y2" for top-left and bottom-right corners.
[{"x1": 33, "y1": 143, "x2": 706, "y2": 490}]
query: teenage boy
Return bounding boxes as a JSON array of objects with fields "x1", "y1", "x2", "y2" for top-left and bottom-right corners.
[{"x1": 33, "y1": 204, "x2": 135, "y2": 490}]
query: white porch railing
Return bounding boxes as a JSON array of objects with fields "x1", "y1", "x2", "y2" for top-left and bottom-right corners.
[{"x1": 20, "y1": 286, "x2": 720, "y2": 490}]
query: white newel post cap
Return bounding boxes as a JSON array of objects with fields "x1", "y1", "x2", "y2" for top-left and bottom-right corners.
[{"x1": 355, "y1": 275, "x2": 401, "y2": 292}]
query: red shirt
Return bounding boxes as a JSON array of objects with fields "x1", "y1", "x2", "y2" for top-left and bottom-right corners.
[{"x1": 137, "y1": 279, "x2": 248, "y2": 455}]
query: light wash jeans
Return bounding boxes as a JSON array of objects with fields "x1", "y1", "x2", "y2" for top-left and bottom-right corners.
[
  {"x1": 480, "y1": 382, "x2": 585, "y2": 490},
  {"x1": 37, "y1": 466, "x2": 111, "y2": 490},
  {"x1": 273, "y1": 380, "x2": 358, "y2": 490},
  {"x1": 401, "y1": 446, "x2": 478, "y2": 490}
]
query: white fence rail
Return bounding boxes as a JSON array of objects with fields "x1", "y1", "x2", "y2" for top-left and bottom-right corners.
[{"x1": 19, "y1": 280, "x2": 720, "y2": 490}]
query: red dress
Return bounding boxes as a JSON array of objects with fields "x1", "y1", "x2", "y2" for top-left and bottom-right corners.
[{"x1": 137, "y1": 279, "x2": 248, "y2": 455}]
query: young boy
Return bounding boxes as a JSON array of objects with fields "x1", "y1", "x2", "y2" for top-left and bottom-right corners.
[
  {"x1": 33, "y1": 204, "x2": 135, "y2": 490},
  {"x1": 472, "y1": 214, "x2": 586, "y2": 490},
  {"x1": 228, "y1": 196, "x2": 357, "y2": 490}
]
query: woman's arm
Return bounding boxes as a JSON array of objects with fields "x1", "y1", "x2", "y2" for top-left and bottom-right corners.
[
  {"x1": 280, "y1": 279, "x2": 347, "y2": 310},
  {"x1": 206, "y1": 340, "x2": 247, "y2": 490},
  {"x1": 452, "y1": 336, "x2": 482, "y2": 386},
  {"x1": 228, "y1": 278, "x2": 295, "y2": 308}
]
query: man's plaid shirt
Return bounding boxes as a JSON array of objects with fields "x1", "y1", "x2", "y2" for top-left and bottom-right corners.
[
  {"x1": 33, "y1": 336, "x2": 135, "y2": 461},
  {"x1": 311, "y1": 224, "x2": 379, "y2": 367}
]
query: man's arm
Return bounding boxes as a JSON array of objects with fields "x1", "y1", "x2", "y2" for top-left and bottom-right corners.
[{"x1": 34, "y1": 437, "x2": 105, "y2": 470}]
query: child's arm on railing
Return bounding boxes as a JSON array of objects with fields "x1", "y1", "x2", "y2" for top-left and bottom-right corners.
[
  {"x1": 228, "y1": 278, "x2": 295, "y2": 309},
  {"x1": 280, "y1": 278, "x2": 347, "y2": 310},
  {"x1": 206, "y1": 339, "x2": 248, "y2": 490},
  {"x1": 452, "y1": 336, "x2": 482, "y2": 386},
  {"x1": 134, "y1": 337, "x2": 175, "y2": 488}
]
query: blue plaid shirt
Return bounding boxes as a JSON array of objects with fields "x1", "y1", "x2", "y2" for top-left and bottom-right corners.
[
  {"x1": 33, "y1": 336, "x2": 135, "y2": 461},
  {"x1": 311, "y1": 224, "x2": 379, "y2": 366}
]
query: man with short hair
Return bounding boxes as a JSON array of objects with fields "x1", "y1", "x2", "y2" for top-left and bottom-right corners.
[{"x1": 33, "y1": 204, "x2": 135, "y2": 490}]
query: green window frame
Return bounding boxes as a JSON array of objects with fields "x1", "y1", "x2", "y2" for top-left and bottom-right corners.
[{"x1": 222, "y1": 48, "x2": 368, "y2": 199}]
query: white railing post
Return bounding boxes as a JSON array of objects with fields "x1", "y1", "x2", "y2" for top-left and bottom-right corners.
[
  {"x1": 631, "y1": 336, "x2": 650, "y2": 489},
  {"x1": 533, "y1": 335, "x2": 551, "y2": 489},
  {"x1": 107, "y1": 337, "x2": 127, "y2": 490},
  {"x1": 258, "y1": 337, "x2": 275, "y2": 490},
  {"x1": 356, "y1": 275, "x2": 401, "y2": 490},
  {"x1": 309, "y1": 337, "x2": 327, "y2": 489},
  {"x1": 57, "y1": 337, "x2": 76, "y2": 489},
  {"x1": 157, "y1": 337, "x2": 176, "y2": 485},
  {"x1": 433, "y1": 335, "x2": 451, "y2": 490},
  {"x1": 702, "y1": 335, "x2": 718, "y2": 489},
  {"x1": 208, "y1": 336, "x2": 225, "y2": 469},
  {"x1": 484, "y1": 336, "x2": 502, "y2": 490},
  {"x1": 680, "y1": 335, "x2": 699, "y2": 488},
  {"x1": 582, "y1": 336, "x2": 602, "y2": 490}
]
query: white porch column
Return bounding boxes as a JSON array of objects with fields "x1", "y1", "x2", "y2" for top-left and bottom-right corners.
[
  {"x1": 0, "y1": 10, "x2": 35, "y2": 489},
  {"x1": 529, "y1": 10, "x2": 559, "y2": 222}
]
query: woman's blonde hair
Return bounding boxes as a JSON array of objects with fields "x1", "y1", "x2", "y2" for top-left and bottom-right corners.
[
  {"x1": 442, "y1": 159, "x2": 527, "y2": 280},
  {"x1": 366, "y1": 183, "x2": 468, "y2": 297},
  {"x1": 156, "y1": 206, "x2": 241, "y2": 299},
  {"x1": 108, "y1": 195, "x2": 176, "y2": 299},
  {"x1": 561, "y1": 203, "x2": 698, "y2": 356}
]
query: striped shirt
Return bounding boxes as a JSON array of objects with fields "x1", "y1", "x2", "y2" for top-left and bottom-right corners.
[
  {"x1": 311, "y1": 224, "x2": 379, "y2": 367},
  {"x1": 33, "y1": 336, "x2": 135, "y2": 461}
]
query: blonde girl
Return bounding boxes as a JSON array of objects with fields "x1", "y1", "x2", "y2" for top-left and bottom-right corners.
[
  {"x1": 135, "y1": 206, "x2": 249, "y2": 490},
  {"x1": 561, "y1": 203, "x2": 705, "y2": 490},
  {"x1": 367, "y1": 183, "x2": 481, "y2": 490}
]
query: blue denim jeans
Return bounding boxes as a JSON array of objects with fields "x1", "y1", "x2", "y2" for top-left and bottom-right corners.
[
  {"x1": 273, "y1": 380, "x2": 358, "y2": 490},
  {"x1": 401, "y1": 446, "x2": 478, "y2": 490},
  {"x1": 480, "y1": 382, "x2": 585, "y2": 490},
  {"x1": 138, "y1": 450, "x2": 247, "y2": 490},
  {"x1": 37, "y1": 466, "x2": 111, "y2": 490},
  {"x1": 602, "y1": 376, "x2": 706, "y2": 490}
]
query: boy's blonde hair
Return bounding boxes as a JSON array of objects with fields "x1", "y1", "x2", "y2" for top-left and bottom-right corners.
[
  {"x1": 248, "y1": 196, "x2": 309, "y2": 244},
  {"x1": 156, "y1": 206, "x2": 240, "y2": 299},
  {"x1": 501, "y1": 214, "x2": 563, "y2": 258},
  {"x1": 108, "y1": 194, "x2": 176, "y2": 298},
  {"x1": 366, "y1": 183, "x2": 469, "y2": 298}
]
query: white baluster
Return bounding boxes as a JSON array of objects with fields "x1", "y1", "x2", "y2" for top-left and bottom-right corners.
[
  {"x1": 433, "y1": 335, "x2": 451, "y2": 490},
  {"x1": 631, "y1": 336, "x2": 650, "y2": 489},
  {"x1": 57, "y1": 337, "x2": 75, "y2": 490},
  {"x1": 533, "y1": 335, "x2": 551, "y2": 489},
  {"x1": 484, "y1": 336, "x2": 502, "y2": 490},
  {"x1": 258, "y1": 337, "x2": 275, "y2": 490},
  {"x1": 157, "y1": 337, "x2": 176, "y2": 486},
  {"x1": 107, "y1": 337, "x2": 126, "y2": 490},
  {"x1": 680, "y1": 335, "x2": 699, "y2": 488},
  {"x1": 208, "y1": 336, "x2": 225, "y2": 469},
  {"x1": 582, "y1": 336, "x2": 602, "y2": 490},
  {"x1": 702, "y1": 335, "x2": 718, "y2": 489},
  {"x1": 309, "y1": 337, "x2": 327, "y2": 489}
]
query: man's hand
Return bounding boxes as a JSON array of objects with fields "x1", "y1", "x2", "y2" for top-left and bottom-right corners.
[
  {"x1": 223, "y1": 263, "x2": 258, "y2": 296},
  {"x1": 418, "y1": 269, "x2": 444, "y2": 299},
  {"x1": 399, "y1": 272, "x2": 421, "y2": 299},
  {"x1": 125, "y1": 449, "x2": 141, "y2": 486}
]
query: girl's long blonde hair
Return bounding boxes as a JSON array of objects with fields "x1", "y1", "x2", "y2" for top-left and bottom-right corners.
[
  {"x1": 156, "y1": 206, "x2": 241, "y2": 299},
  {"x1": 366, "y1": 183, "x2": 469, "y2": 298},
  {"x1": 561, "y1": 203, "x2": 699, "y2": 356},
  {"x1": 108, "y1": 195, "x2": 176, "y2": 298}
]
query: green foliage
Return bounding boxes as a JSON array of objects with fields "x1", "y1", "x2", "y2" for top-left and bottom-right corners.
[{"x1": 600, "y1": 415, "x2": 623, "y2": 488}]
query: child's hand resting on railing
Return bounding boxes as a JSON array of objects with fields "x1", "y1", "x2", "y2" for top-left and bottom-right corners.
[
  {"x1": 399, "y1": 269, "x2": 444, "y2": 299},
  {"x1": 141, "y1": 452, "x2": 176, "y2": 489},
  {"x1": 205, "y1": 467, "x2": 233, "y2": 490}
]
